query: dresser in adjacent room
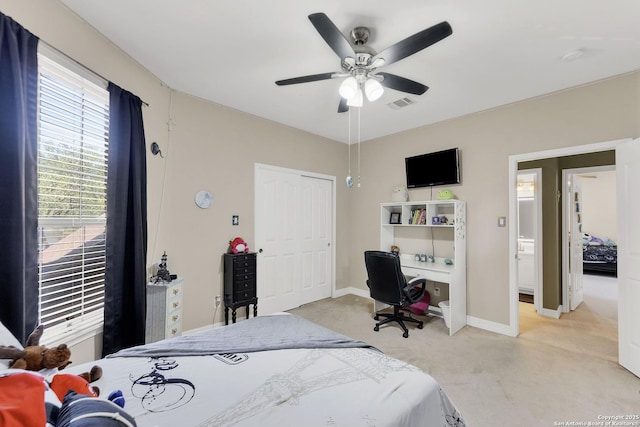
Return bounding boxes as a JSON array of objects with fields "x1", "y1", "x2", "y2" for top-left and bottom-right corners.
[
  {"x1": 145, "y1": 277, "x2": 183, "y2": 343},
  {"x1": 223, "y1": 252, "x2": 257, "y2": 324}
]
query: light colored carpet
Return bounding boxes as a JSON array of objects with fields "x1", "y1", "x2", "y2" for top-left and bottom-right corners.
[{"x1": 287, "y1": 274, "x2": 639, "y2": 426}]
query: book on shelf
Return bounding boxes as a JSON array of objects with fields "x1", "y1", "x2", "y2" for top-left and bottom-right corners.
[
  {"x1": 408, "y1": 208, "x2": 427, "y2": 225},
  {"x1": 418, "y1": 209, "x2": 426, "y2": 225}
]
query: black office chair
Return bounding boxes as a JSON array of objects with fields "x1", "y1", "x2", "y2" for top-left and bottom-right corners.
[{"x1": 364, "y1": 250, "x2": 427, "y2": 338}]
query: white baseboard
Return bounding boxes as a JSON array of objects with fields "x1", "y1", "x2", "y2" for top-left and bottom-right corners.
[
  {"x1": 539, "y1": 306, "x2": 562, "y2": 319},
  {"x1": 186, "y1": 289, "x2": 527, "y2": 339},
  {"x1": 336, "y1": 288, "x2": 518, "y2": 337},
  {"x1": 334, "y1": 287, "x2": 370, "y2": 299},
  {"x1": 466, "y1": 315, "x2": 516, "y2": 337}
]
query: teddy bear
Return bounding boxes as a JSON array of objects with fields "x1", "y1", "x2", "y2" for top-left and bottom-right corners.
[
  {"x1": 0, "y1": 325, "x2": 71, "y2": 371},
  {"x1": 0, "y1": 325, "x2": 103, "y2": 397}
]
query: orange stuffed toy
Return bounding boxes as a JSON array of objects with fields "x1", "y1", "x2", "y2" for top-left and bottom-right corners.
[{"x1": 50, "y1": 369, "x2": 101, "y2": 400}]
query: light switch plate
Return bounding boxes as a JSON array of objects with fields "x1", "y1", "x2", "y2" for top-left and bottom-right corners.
[
  {"x1": 498, "y1": 216, "x2": 506, "y2": 227},
  {"x1": 232, "y1": 215, "x2": 239, "y2": 226}
]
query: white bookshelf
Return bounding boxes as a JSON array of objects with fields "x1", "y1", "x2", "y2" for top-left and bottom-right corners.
[{"x1": 379, "y1": 200, "x2": 466, "y2": 335}]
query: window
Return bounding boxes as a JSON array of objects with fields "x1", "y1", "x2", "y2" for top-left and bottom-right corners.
[{"x1": 37, "y1": 47, "x2": 109, "y2": 345}]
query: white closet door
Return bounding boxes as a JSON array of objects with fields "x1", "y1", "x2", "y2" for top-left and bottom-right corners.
[
  {"x1": 255, "y1": 165, "x2": 334, "y2": 314},
  {"x1": 299, "y1": 176, "x2": 332, "y2": 305},
  {"x1": 617, "y1": 138, "x2": 640, "y2": 378}
]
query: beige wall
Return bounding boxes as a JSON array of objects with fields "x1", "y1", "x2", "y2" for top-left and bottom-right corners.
[
  {"x1": 154, "y1": 92, "x2": 348, "y2": 330},
  {"x1": 1, "y1": 0, "x2": 349, "y2": 361},
  {"x1": 582, "y1": 171, "x2": 617, "y2": 241},
  {"x1": 348, "y1": 75, "x2": 639, "y2": 325},
  {"x1": 2, "y1": 0, "x2": 640, "y2": 360}
]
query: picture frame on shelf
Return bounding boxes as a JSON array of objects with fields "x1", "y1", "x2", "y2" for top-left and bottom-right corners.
[{"x1": 389, "y1": 212, "x2": 401, "y2": 224}]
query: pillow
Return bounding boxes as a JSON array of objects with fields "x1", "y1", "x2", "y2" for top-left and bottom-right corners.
[
  {"x1": 56, "y1": 391, "x2": 137, "y2": 427},
  {"x1": 0, "y1": 370, "x2": 62, "y2": 426},
  {"x1": 0, "y1": 321, "x2": 23, "y2": 370}
]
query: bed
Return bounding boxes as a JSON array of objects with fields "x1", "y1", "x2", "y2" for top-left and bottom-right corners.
[
  {"x1": 582, "y1": 233, "x2": 617, "y2": 276},
  {"x1": 1, "y1": 314, "x2": 466, "y2": 426}
]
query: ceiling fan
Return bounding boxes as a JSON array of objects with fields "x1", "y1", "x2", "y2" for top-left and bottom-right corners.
[{"x1": 275, "y1": 13, "x2": 453, "y2": 112}]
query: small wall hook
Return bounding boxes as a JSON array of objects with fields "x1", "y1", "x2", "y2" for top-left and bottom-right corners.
[{"x1": 150, "y1": 142, "x2": 164, "y2": 157}]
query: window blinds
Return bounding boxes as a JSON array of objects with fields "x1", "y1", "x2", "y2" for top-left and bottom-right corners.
[{"x1": 37, "y1": 53, "x2": 109, "y2": 340}]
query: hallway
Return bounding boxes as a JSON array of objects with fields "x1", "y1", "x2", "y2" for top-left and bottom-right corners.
[{"x1": 519, "y1": 272, "x2": 618, "y2": 362}]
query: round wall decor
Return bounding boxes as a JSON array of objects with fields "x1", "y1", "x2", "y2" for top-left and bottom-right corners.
[{"x1": 195, "y1": 190, "x2": 213, "y2": 209}]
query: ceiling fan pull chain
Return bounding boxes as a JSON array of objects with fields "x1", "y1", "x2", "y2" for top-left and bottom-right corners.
[
  {"x1": 357, "y1": 107, "x2": 361, "y2": 188},
  {"x1": 345, "y1": 108, "x2": 353, "y2": 189},
  {"x1": 348, "y1": 108, "x2": 352, "y2": 174}
]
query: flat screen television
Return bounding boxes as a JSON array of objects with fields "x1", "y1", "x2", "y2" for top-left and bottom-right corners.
[{"x1": 405, "y1": 148, "x2": 460, "y2": 188}]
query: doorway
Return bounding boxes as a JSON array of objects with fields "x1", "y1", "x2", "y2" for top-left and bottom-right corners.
[
  {"x1": 516, "y1": 170, "x2": 542, "y2": 314},
  {"x1": 561, "y1": 166, "x2": 616, "y2": 313},
  {"x1": 507, "y1": 139, "x2": 624, "y2": 336}
]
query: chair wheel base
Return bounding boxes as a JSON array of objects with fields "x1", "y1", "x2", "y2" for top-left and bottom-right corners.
[
  {"x1": 374, "y1": 325, "x2": 379, "y2": 331},
  {"x1": 418, "y1": 323, "x2": 423, "y2": 329},
  {"x1": 374, "y1": 315, "x2": 379, "y2": 320},
  {"x1": 403, "y1": 331, "x2": 409, "y2": 338}
]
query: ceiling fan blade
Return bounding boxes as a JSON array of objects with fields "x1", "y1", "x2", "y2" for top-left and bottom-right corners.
[
  {"x1": 373, "y1": 21, "x2": 452, "y2": 67},
  {"x1": 338, "y1": 97, "x2": 349, "y2": 113},
  {"x1": 308, "y1": 13, "x2": 355, "y2": 60},
  {"x1": 377, "y1": 72, "x2": 428, "y2": 95},
  {"x1": 275, "y1": 72, "x2": 336, "y2": 86}
]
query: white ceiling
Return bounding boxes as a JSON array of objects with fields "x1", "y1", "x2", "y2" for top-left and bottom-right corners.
[{"x1": 59, "y1": 0, "x2": 640, "y2": 143}]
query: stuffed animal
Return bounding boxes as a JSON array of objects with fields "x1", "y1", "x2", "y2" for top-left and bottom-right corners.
[
  {"x1": 228, "y1": 237, "x2": 249, "y2": 254},
  {"x1": 0, "y1": 325, "x2": 71, "y2": 371},
  {"x1": 437, "y1": 189, "x2": 455, "y2": 200},
  {"x1": 0, "y1": 325, "x2": 102, "y2": 397},
  {"x1": 50, "y1": 367, "x2": 102, "y2": 400},
  {"x1": 391, "y1": 185, "x2": 409, "y2": 202}
]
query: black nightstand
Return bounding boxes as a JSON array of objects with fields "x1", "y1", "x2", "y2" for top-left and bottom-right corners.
[{"x1": 223, "y1": 252, "x2": 257, "y2": 324}]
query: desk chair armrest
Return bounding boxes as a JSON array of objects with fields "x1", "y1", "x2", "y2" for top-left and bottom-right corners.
[{"x1": 403, "y1": 277, "x2": 427, "y2": 303}]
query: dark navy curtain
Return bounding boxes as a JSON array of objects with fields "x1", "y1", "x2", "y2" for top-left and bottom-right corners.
[
  {"x1": 0, "y1": 12, "x2": 39, "y2": 344},
  {"x1": 103, "y1": 82, "x2": 148, "y2": 356}
]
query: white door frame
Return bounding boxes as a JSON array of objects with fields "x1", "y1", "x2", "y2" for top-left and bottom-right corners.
[
  {"x1": 561, "y1": 165, "x2": 615, "y2": 313},
  {"x1": 507, "y1": 138, "x2": 628, "y2": 337},
  {"x1": 254, "y1": 163, "x2": 337, "y2": 305},
  {"x1": 616, "y1": 138, "x2": 640, "y2": 377},
  {"x1": 517, "y1": 169, "x2": 543, "y2": 315}
]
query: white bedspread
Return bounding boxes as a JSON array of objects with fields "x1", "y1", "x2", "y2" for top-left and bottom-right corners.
[{"x1": 67, "y1": 315, "x2": 466, "y2": 426}]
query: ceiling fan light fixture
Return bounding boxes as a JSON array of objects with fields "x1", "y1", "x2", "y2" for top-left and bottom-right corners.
[
  {"x1": 347, "y1": 87, "x2": 363, "y2": 107},
  {"x1": 365, "y1": 78, "x2": 384, "y2": 101},
  {"x1": 339, "y1": 76, "x2": 358, "y2": 99},
  {"x1": 370, "y1": 57, "x2": 385, "y2": 69}
]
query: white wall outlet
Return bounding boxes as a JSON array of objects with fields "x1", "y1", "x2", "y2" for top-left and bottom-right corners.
[
  {"x1": 214, "y1": 295, "x2": 222, "y2": 308},
  {"x1": 434, "y1": 286, "x2": 440, "y2": 297}
]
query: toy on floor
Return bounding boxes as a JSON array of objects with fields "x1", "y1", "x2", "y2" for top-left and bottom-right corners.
[{"x1": 404, "y1": 291, "x2": 431, "y2": 315}]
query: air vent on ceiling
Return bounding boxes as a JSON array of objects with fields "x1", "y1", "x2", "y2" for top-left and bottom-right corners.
[{"x1": 387, "y1": 97, "x2": 416, "y2": 110}]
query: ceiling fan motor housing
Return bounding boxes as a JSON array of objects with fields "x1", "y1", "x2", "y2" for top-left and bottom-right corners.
[{"x1": 350, "y1": 26, "x2": 370, "y2": 45}]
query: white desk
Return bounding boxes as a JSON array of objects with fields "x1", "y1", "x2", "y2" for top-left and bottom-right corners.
[
  {"x1": 399, "y1": 258, "x2": 455, "y2": 284},
  {"x1": 372, "y1": 255, "x2": 466, "y2": 335}
]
